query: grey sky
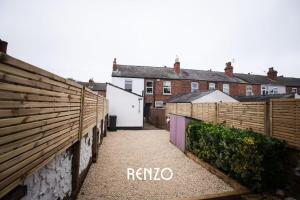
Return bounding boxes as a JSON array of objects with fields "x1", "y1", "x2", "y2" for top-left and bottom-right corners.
[{"x1": 1, "y1": 0, "x2": 300, "y2": 82}]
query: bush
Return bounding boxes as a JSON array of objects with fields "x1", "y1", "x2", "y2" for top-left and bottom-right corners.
[{"x1": 186, "y1": 121, "x2": 286, "y2": 191}]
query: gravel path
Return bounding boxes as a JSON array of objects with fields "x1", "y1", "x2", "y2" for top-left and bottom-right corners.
[{"x1": 77, "y1": 130, "x2": 233, "y2": 200}]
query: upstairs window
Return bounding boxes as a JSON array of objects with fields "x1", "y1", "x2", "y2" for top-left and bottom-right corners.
[
  {"x1": 163, "y1": 81, "x2": 171, "y2": 95},
  {"x1": 261, "y1": 86, "x2": 268, "y2": 95},
  {"x1": 209, "y1": 82, "x2": 215, "y2": 90},
  {"x1": 273, "y1": 87, "x2": 278, "y2": 94},
  {"x1": 223, "y1": 84, "x2": 229, "y2": 94},
  {"x1": 146, "y1": 80, "x2": 153, "y2": 95},
  {"x1": 292, "y1": 88, "x2": 297, "y2": 94},
  {"x1": 125, "y1": 79, "x2": 132, "y2": 92},
  {"x1": 191, "y1": 82, "x2": 198, "y2": 92},
  {"x1": 246, "y1": 85, "x2": 253, "y2": 96}
]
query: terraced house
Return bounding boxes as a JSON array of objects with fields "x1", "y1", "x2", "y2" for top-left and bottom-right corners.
[{"x1": 111, "y1": 57, "x2": 300, "y2": 115}]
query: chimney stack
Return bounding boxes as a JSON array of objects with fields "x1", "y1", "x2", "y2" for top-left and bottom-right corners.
[
  {"x1": 224, "y1": 62, "x2": 233, "y2": 77},
  {"x1": 267, "y1": 67, "x2": 278, "y2": 80},
  {"x1": 113, "y1": 58, "x2": 117, "y2": 71},
  {"x1": 174, "y1": 55, "x2": 180, "y2": 74},
  {"x1": 0, "y1": 39, "x2": 8, "y2": 53}
]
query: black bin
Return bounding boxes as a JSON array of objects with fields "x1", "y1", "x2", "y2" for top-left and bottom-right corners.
[{"x1": 109, "y1": 115, "x2": 117, "y2": 131}]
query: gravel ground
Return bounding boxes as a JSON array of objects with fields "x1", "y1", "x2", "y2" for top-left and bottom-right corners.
[{"x1": 77, "y1": 130, "x2": 233, "y2": 200}]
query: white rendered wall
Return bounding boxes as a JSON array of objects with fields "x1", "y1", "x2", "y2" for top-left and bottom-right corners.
[
  {"x1": 22, "y1": 150, "x2": 72, "y2": 200},
  {"x1": 79, "y1": 129, "x2": 93, "y2": 174},
  {"x1": 192, "y1": 90, "x2": 238, "y2": 103},
  {"x1": 261, "y1": 84, "x2": 286, "y2": 94},
  {"x1": 107, "y1": 84, "x2": 144, "y2": 127},
  {"x1": 112, "y1": 77, "x2": 144, "y2": 96}
]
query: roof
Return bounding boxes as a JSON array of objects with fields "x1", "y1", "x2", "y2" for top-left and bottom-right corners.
[
  {"x1": 112, "y1": 64, "x2": 300, "y2": 86},
  {"x1": 276, "y1": 76, "x2": 300, "y2": 87},
  {"x1": 106, "y1": 83, "x2": 143, "y2": 97},
  {"x1": 234, "y1": 73, "x2": 276, "y2": 85},
  {"x1": 112, "y1": 65, "x2": 246, "y2": 83},
  {"x1": 234, "y1": 94, "x2": 294, "y2": 102},
  {"x1": 168, "y1": 90, "x2": 215, "y2": 103},
  {"x1": 77, "y1": 81, "x2": 106, "y2": 91}
]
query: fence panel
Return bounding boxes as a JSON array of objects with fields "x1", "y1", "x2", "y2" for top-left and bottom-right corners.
[
  {"x1": 0, "y1": 53, "x2": 83, "y2": 197},
  {"x1": 218, "y1": 102, "x2": 265, "y2": 134},
  {"x1": 271, "y1": 99, "x2": 300, "y2": 149},
  {"x1": 176, "y1": 103, "x2": 192, "y2": 117},
  {"x1": 82, "y1": 88, "x2": 97, "y2": 136},
  {"x1": 166, "y1": 103, "x2": 177, "y2": 115},
  {"x1": 192, "y1": 103, "x2": 217, "y2": 123}
]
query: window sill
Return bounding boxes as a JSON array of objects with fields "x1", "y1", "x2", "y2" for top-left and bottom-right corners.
[
  {"x1": 163, "y1": 93, "x2": 172, "y2": 96},
  {"x1": 146, "y1": 93, "x2": 153, "y2": 95}
]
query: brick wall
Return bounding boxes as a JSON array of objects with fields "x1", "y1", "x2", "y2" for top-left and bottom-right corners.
[
  {"x1": 148, "y1": 107, "x2": 166, "y2": 129},
  {"x1": 286, "y1": 86, "x2": 300, "y2": 95},
  {"x1": 144, "y1": 79, "x2": 260, "y2": 105}
]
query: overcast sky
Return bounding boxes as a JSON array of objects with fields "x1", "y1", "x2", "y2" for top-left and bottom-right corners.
[{"x1": 1, "y1": 0, "x2": 300, "y2": 82}]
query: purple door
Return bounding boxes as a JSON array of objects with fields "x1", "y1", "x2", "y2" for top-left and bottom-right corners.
[
  {"x1": 170, "y1": 114, "x2": 190, "y2": 152},
  {"x1": 170, "y1": 115, "x2": 177, "y2": 145}
]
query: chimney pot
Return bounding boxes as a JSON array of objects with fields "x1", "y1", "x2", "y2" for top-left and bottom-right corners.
[
  {"x1": 113, "y1": 58, "x2": 117, "y2": 71},
  {"x1": 0, "y1": 39, "x2": 8, "y2": 54},
  {"x1": 224, "y1": 62, "x2": 233, "y2": 77}
]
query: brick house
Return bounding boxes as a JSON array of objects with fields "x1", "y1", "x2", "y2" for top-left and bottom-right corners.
[
  {"x1": 111, "y1": 57, "x2": 300, "y2": 117},
  {"x1": 78, "y1": 79, "x2": 107, "y2": 96}
]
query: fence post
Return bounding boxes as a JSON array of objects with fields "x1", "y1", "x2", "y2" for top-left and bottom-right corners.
[
  {"x1": 190, "y1": 103, "x2": 193, "y2": 118},
  {"x1": 71, "y1": 86, "x2": 85, "y2": 198},
  {"x1": 269, "y1": 100, "x2": 273, "y2": 137},
  {"x1": 264, "y1": 101, "x2": 270, "y2": 135}
]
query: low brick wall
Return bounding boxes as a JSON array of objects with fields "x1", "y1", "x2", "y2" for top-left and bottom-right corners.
[{"x1": 149, "y1": 107, "x2": 166, "y2": 129}]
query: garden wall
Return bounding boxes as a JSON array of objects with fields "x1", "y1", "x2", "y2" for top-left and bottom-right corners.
[{"x1": 148, "y1": 107, "x2": 166, "y2": 129}]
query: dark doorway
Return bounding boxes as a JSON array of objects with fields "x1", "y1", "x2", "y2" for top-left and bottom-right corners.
[{"x1": 144, "y1": 103, "x2": 151, "y2": 121}]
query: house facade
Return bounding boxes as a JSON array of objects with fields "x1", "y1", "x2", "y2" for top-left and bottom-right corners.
[
  {"x1": 78, "y1": 79, "x2": 107, "y2": 96},
  {"x1": 111, "y1": 57, "x2": 300, "y2": 117}
]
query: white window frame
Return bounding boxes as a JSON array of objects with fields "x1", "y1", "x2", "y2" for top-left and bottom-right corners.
[
  {"x1": 125, "y1": 79, "x2": 132, "y2": 92},
  {"x1": 163, "y1": 81, "x2": 171, "y2": 95},
  {"x1": 273, "y1": 87, "x2": 278, "y2": 94},
  {"x1": 223, "y1": 83, "x2": 229, "y2": 94},
  {"x1": 246, "y1": 85, "x2": 253, "y2": 96},
  {"x1": 145, "y1": 80, "x2": 153, "y2": 95},
  {"x1": 208, "y1": 82, "x2": 215, "y2": 90},
  {"x1": 191, "y1": 82, "x2": 199, "y2": 92},
  {"x1": 261, "y1": 86, "x2": 267, "y2": 95},
  {"x1": 292, "y1": 88, "x2": 297, "y2": 94}
]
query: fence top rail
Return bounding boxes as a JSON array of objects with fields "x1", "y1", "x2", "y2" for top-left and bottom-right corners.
[
  {"x1": 0, "y1": 52, "x2": 83, "y2": 89},
  {"x1": 271, "y1": 99, "x2": 300, "y2": 102},
  {"x1": 84, "y1": 86, "x2": 98, "y2": 95}
]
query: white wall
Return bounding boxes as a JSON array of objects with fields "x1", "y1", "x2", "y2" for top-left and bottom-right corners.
[
  {"x1": 107, "y1": 84, "x2": 144, "y2": 127},
  {"x1": 192, "y1": 90, "x2": 238, "y2": 103},
  {"x1": 112, "y1": 77, "x2": 144, "y2": 96},
  {"x1": 22, "y1": 150, "x2": 72, "y2": 200},
  {"x1": 79, "y1": 130, "x2": 93, "y2": 174},
  {"x1": 261, "y1": 84, "x2": 286, "y2": 95}
]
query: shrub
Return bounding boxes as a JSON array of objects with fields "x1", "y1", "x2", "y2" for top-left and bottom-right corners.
[{"x1": 186, "y1": 121, "x2": 286, "y2": 191}]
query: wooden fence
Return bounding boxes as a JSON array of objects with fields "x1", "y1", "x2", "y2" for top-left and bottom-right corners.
[
  {"x1": 166, "y1": 100, "x2": 300, "y2": 150},
  {"x1": 0, "y1": 53, "x2": 108, "y2": 198}
]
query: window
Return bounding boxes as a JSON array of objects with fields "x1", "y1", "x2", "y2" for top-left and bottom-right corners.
[
  {"x1": 261, "y1": 86, "x2": 268, "y2": 95},
  {"x1": 223, "y1": 84, "x2": 229, "y2": 94},
  {"x1": 163, "y1": 81, "x2": 171, "y2": 95},
  {"x1": 125, "y1": 79, "x2": 132, "y2": 92},
  {"x1": 146, "y1": 80, "x2": 153, "y2": 95},
  {"x1": 209, "y1": 83, "x2": 215, "y2": 90},
  {"x1": 292, "y1": 88, "x2": 297, "y2": 94},
  {"x1": 191, "y1": 82, "x2": 198, "y2": 92},
  {"x1": 273, "y1": 87, "x2": 278, "y2": 94},
  {"x1": 246, "y1": 85, "x2": 253, "y2": 96}
]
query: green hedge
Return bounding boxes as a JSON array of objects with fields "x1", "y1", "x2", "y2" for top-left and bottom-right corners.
[{"x1": 186, "y1": 121, "x2": 286, "y2": 191}]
